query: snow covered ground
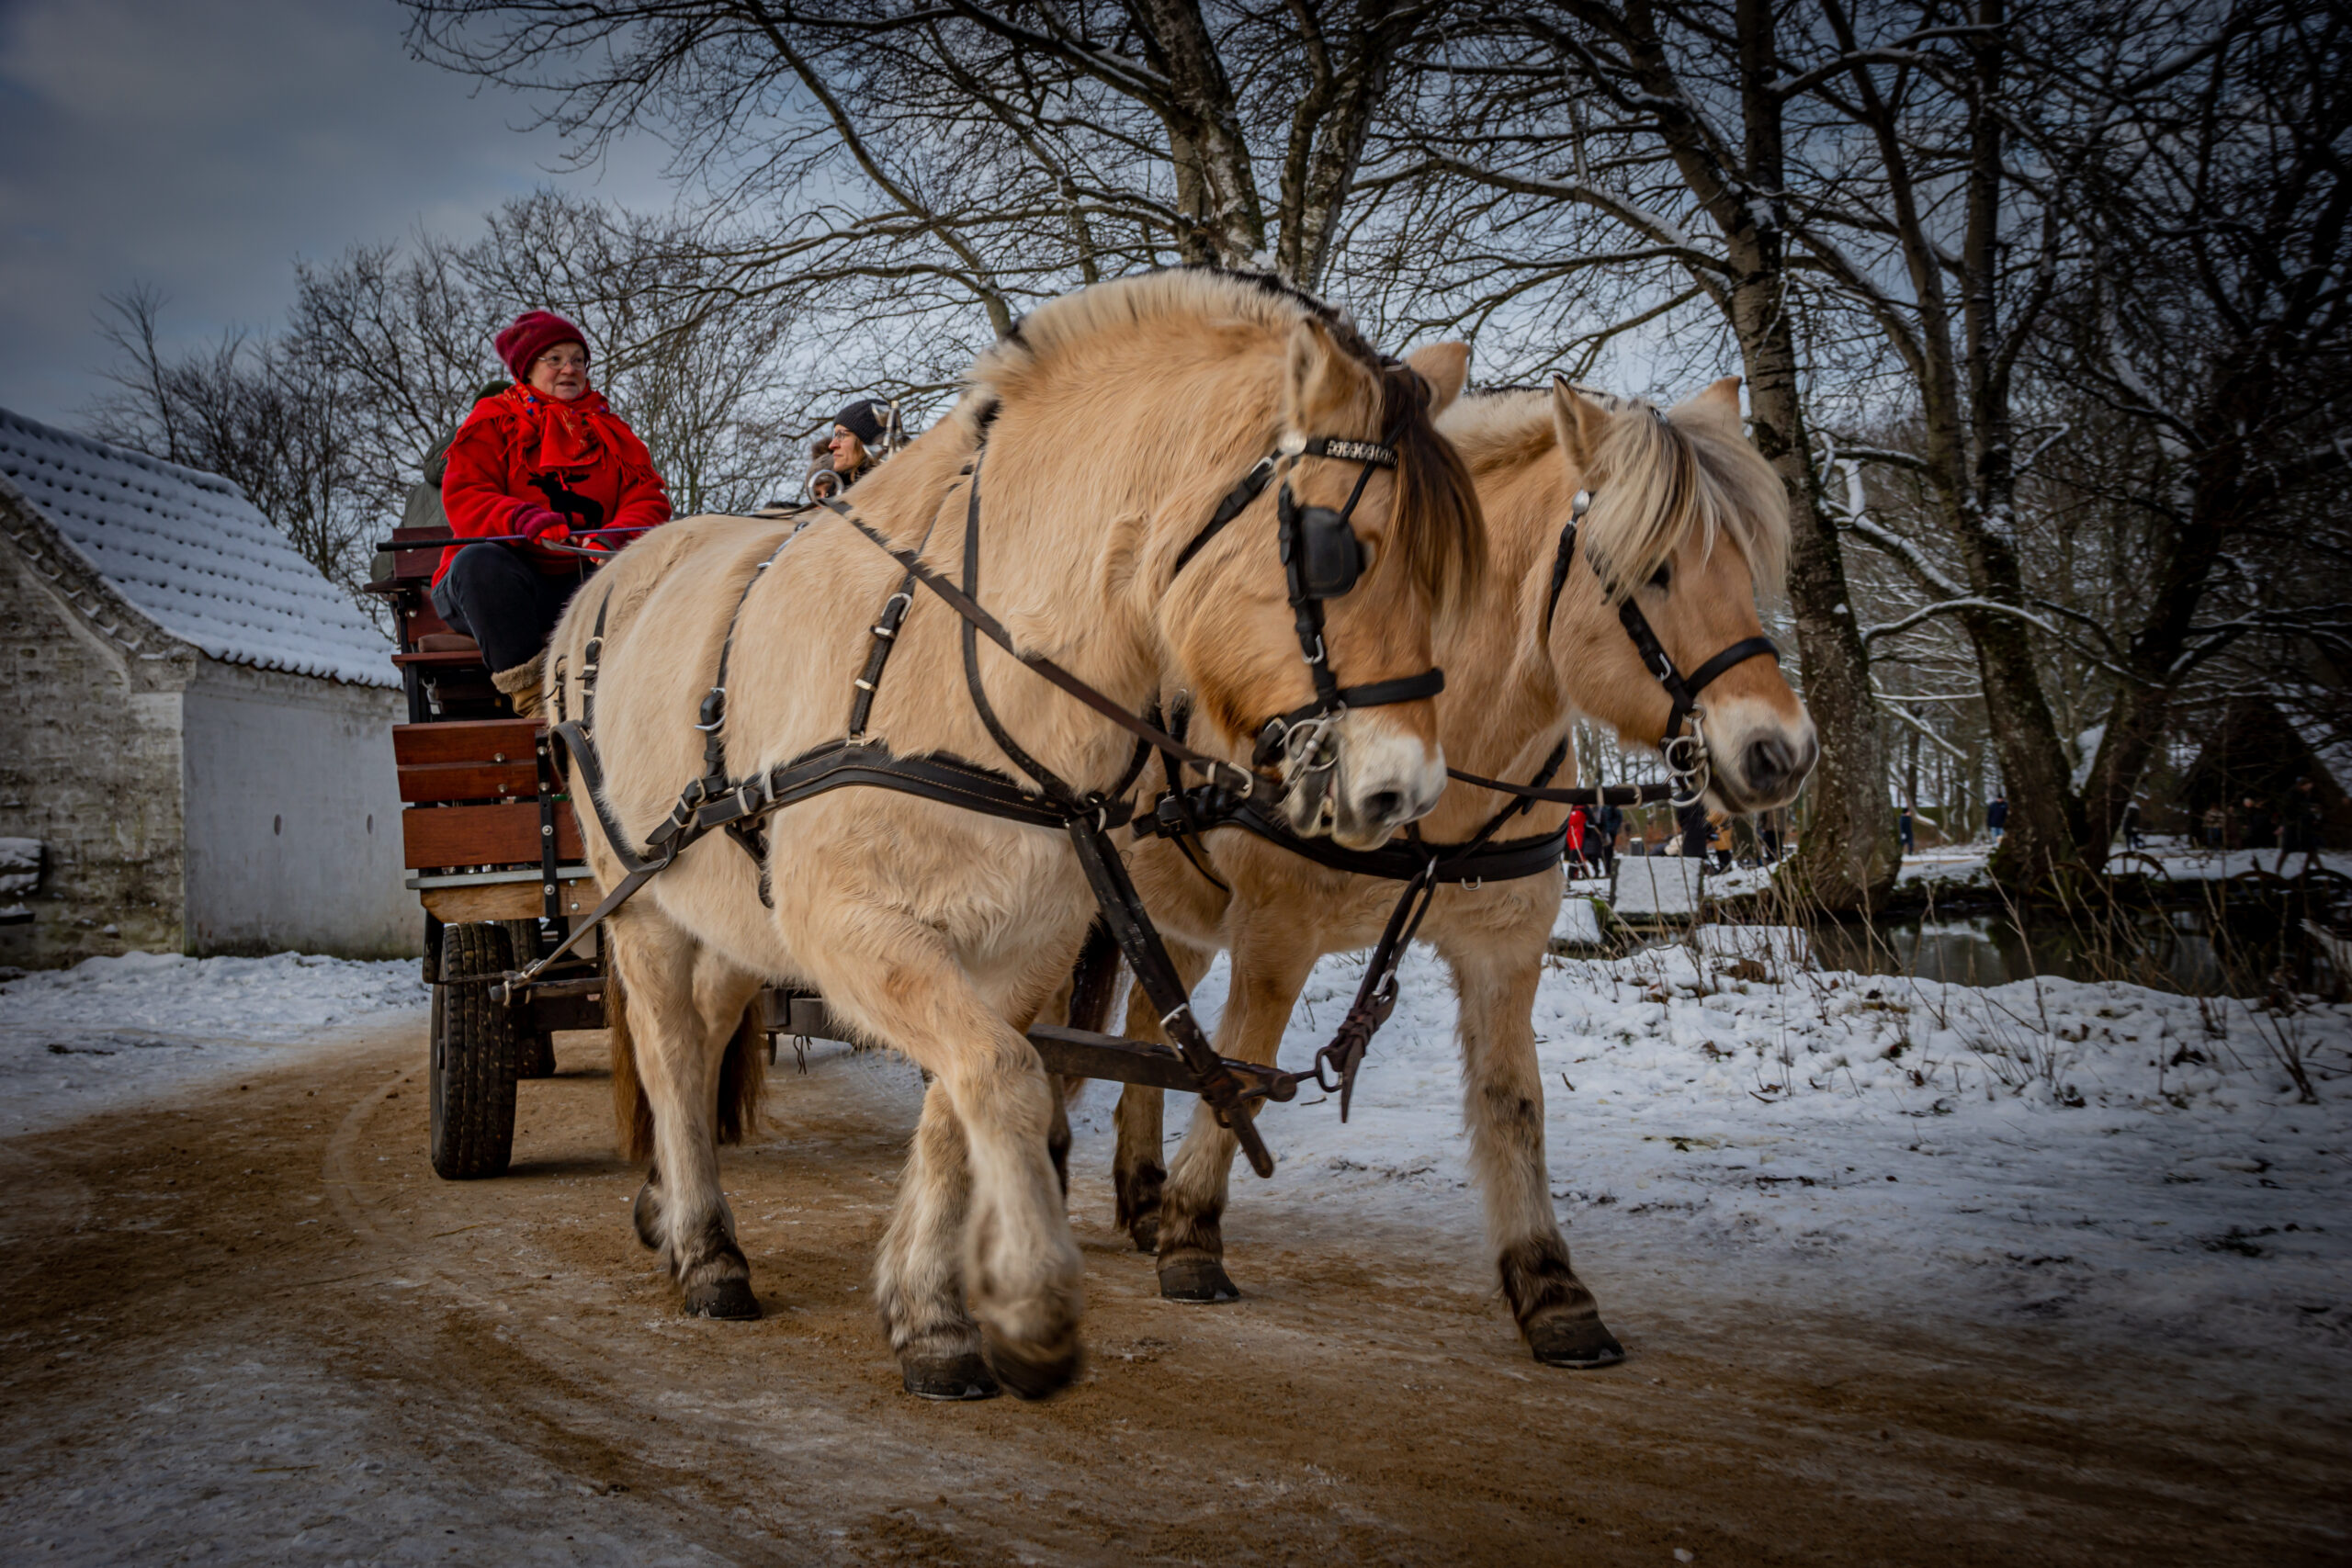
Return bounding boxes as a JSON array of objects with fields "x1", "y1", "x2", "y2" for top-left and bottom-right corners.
[
  {"x1": 6, "y1": 940, "x2": 2345, "y2": 1371},
  {"x1": 0, "y1": 952, "x2": 427, "y2": 1135},
  {"x1": 1069, "y1": 937, "x2": 2352, "y2": 1368},
  {"x1": 1897, "y1": 839, "x2": 2352, "y2": 894}
]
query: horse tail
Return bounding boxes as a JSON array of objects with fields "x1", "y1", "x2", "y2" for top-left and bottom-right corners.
[
  {"x1": 608, "y1": 967, "x2": 655, "y2": 1163},
  {"x1": 715, "y1": 1005, "x2": 766, "y2": 1147}
]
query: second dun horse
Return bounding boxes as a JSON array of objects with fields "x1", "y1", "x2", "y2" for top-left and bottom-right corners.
[
  {"x1": 1093, "y1": 373, "x2": 1815, "y2": 1368},
  {"x1": 548, "y1": 270, "x2": 1483, "y2": 1399}
]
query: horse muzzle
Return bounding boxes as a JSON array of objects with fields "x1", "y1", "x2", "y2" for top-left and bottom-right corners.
[
  {"x1": 1705, "y1": 706, "x2": 1818, "y2": 813},
  {"x1": 1272, "y1": 712, "x2": 1445, "y2": 848}
]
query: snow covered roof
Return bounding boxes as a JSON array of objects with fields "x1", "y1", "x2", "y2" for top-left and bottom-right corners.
[{"x1": 0, "y1": 406, "x2": 393, "y2": 686}]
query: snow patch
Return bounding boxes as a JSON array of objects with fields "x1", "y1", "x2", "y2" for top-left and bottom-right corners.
[{"x1": 0, "y1": 950, "x2": 427, "y2": 1134}]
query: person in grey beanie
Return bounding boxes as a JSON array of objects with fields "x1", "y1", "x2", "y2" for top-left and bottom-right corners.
[{"x1": 807, "y1": 399, "x2": 891, "y2": 499}]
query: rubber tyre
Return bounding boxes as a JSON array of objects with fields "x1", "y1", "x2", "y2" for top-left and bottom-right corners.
[
  {"x1": 428, "y1": 922, "x2": 520, "y2": 1179},
  {"x1": 498, "y1": 921, "x2": 557, "y2": 1077}
]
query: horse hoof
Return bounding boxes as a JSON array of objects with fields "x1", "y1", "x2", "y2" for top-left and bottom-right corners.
[
  {"x1": 901, "y1": 1351, "x2": 1001, "y2": 1402},
  {"x1": 1127, "y1": 1214, "x2": 1159, "y2": 1254},
  {"x1": 684, "y1": 1278, "x2": 762, "y2": 1320},
  {"x1": 1528, "y1": 1313, "x2": 1624, "y2": 1368},
  {"x1": 1159, "y1": 1256, "x2": 1239, "y2": 1303},
  {"x1": 982, "y1": 1330, "x2": 1084, "y2": 1401}
]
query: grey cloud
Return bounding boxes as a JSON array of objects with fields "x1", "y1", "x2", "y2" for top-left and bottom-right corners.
[{"x1": 0, "y1": 0, "x2": 672, "y2": 424}]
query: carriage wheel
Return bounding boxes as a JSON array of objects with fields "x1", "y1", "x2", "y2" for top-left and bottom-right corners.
[{"x1": 429, "y1": 921, "x2": 520, "y2": 1179}]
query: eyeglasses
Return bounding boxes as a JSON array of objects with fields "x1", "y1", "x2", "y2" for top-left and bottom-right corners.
[{"x1": 534, "y1": 351, "x2": 590, "y2": 370}]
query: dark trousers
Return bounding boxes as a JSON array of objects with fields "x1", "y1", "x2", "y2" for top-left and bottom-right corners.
[{"x1": 431, "y1": 543, "x2": 587, "y2": 674}]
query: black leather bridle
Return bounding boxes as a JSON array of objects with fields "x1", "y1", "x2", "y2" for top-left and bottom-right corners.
[
  {"x1": 1536, "y1": 486, "x2": 1780, "y2": 809},
  {"x1": 1170, "y1": 436, "x2": 1446, "y2": 773}
]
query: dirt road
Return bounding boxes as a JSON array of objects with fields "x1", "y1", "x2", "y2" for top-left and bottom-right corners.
[{"x1": 0, "y1": 1021, "x2": 2342, "y2": 1565}]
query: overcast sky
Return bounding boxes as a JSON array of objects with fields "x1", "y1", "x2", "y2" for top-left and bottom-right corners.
[{"x1": 0, "y1": 0, "x2": 673, "y2": 427}]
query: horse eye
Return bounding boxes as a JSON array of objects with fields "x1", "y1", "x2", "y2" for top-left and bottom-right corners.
[{"x1": 1649, "y1": 563, "x2": 1672, "y2": 592}]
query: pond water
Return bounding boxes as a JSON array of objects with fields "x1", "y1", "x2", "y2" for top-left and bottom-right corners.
[{"x1": 1804, "y1": 905, "x2": 2311, "y2": 998}]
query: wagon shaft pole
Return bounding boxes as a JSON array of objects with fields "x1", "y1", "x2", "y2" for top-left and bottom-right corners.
[{"x1": 1064, "y1": 821, "x2": 1280, "y2": 1178}]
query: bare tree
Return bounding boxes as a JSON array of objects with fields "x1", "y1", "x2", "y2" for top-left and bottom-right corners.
[{"x1": 89, "y1": 288, "x2": 374, "y2": 599}]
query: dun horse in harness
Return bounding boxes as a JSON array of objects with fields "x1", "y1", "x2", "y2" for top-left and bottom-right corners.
[
  {"x1": 539, "y1": 270, "x2": 1483, "y2": 1399},
  {"x1": 1092, "y1": 373, "x2": 1813, "y2": 1367}
]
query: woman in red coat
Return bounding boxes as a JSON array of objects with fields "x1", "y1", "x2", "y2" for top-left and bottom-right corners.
[{"x1": 432, "y1": 310, "x2": 672, "y2": 714}]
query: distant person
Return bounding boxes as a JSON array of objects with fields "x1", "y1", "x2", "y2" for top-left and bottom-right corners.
[
  {"x1": 1595, "y1": 801, "x2": 1622, "y2": 877},
  {"x1": 435, "y1": 310, "x2": 673, "y2": 716},
  {"x1": 2201, "y1": 800, "x2": 2227, "y2": 852},
  {"x1": 2244, "y1": 795, "x2": 2276, "y2": 851},
  {"x1": 2121, "y1": 800, "x2": 2143, "y2": 852},
  {"x1": 1899, "y1": 805, "x2": 1916, "y2": 854},
  {"x1": 1566, "y1": 805, "x2": 1589, "y2": 877},
  {"x1": 1986, "y1": 795, "x2": 2007, "y2": 842},
  {"x1": 2278, "y1": 777, "x2": 2324, "y2": 876}
]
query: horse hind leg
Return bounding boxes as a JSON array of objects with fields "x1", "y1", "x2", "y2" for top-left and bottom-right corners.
[
  {"x1": 1447, "y1": 939, "x2": 1623, "y2": 1368},
  {"x1": 1112, "y1": 1085, "x2": 1165, "y2": 1252},
  {"x1": 606, "y1": 913, "x2": 766, "y2": 1320},
  {"x1": 1099, "y1": 934, "x2": 1205, "y2": 1256}
]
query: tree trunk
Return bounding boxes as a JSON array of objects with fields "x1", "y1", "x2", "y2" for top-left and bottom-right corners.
[
  {"x1": 1744, "y1": 321, "x2": 1900, "y2": 909},
  {"x1": 1726, "y1": 0, "x2": 1897, "y2": 909}
]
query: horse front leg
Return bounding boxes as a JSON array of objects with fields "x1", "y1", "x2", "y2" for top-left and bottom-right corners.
[
  {"x1": 874, "y1": 1078, "x2": 999, "y2": 1399},
  {"x1": 1443, "y1": 933, "x2": 1624, "y2": 1368},
  {"x1": 810, "y1": 909, "x2": 1086, "y2": 1400},
  {"x1": 607, "y1": 911, "x2": 767, "y2": 1319},
  {"x1": 1154, "y1": 926, "x2": 1318, "y2": 1303},
  {"x1": 1106, "y1": 936, "x2": 1214, "y2": 1254}
]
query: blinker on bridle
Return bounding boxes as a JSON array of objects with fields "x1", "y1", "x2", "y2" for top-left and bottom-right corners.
[{"x1": 1170, "y1": 434, "x2": 1446, "y2": 775}]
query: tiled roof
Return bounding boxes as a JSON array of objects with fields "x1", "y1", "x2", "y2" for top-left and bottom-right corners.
[{"x1": 0, "y1": 406, "x2": 393, "y2": 686}]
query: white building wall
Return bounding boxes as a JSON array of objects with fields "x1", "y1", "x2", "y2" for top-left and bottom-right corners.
[{"x1": 180, "y1": 658, "x2": 414, "y2": 958}]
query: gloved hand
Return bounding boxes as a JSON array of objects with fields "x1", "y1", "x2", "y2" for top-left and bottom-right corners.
[{"x1": 514, "y1": 506, "x2": 570, "y2": 545}]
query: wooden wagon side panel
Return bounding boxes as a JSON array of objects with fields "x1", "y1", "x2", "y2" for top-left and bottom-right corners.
[{"x1": 401, "y1": 803, "x2": 584, "y2": 869}]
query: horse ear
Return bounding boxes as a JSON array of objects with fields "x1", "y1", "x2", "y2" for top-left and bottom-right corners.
[
  {"x1": 1284, "y1": 317, "x2": 1374, "y2": 432},
  {"x1": 1676, "y1": 376, "x2": 1745, "y2": 434},
  {"x1": 1549, "y1": 375, "x2": 1613, "y2": 471},
  {"x1": 1403, "y1": 342, "x2": 1471, "y2": 413}
]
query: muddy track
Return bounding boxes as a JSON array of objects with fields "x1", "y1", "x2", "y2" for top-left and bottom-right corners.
[{"x1": 0, "y1": 1021, "x2": 2342, "y2": 1565}]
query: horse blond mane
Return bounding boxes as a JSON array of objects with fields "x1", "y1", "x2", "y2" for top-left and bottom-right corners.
[
  {"x1": 1444, "y1": 386, "x2": 1787, "y2": 602},
  {"x1": 967, "y1": 268, "x2": 1485, "y2": 622}
]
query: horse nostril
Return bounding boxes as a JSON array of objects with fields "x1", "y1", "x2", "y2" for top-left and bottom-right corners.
[
  {"x1": 1362, "y1": 789, "x2": 1407, "y2": 825},
  {"x1": 1743, "y1": 736, "x2": 1794, "y2": 795}
]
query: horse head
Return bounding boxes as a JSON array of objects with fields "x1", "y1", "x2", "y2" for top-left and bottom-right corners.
[
  {"x1": 1145, "y1": 291, "x2": 1486, "y2": 849},
  {"x1": 1541, "y1": 377, "x2": 1815, "y2": 813}
]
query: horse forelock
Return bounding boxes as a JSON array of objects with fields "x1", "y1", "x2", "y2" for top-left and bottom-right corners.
[
  {"x1": 1445, "y1": 388, "x2": 1786, "y2": 602},
  {"x1": 1379, "y1": 362, "x2": 1487, "y2": 629}
]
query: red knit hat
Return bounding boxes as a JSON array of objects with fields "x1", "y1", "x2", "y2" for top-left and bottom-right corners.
[{"x1": 495, "y1": 310, "x2": 590, "y2": 384}]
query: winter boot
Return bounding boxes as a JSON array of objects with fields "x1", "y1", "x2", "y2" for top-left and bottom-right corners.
[{"x1": 492, "y1": 652, "x2": 548, "y2": 719}]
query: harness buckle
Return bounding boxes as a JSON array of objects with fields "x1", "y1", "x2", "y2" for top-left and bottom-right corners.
[{"x1": 695, "y1": 688, "x2": 727, "y2": 732}]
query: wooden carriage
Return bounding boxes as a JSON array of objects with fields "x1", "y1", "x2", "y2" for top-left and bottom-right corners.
[{"x1": 367, "y1": 525, "x2": 842, "y2": 1179}]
